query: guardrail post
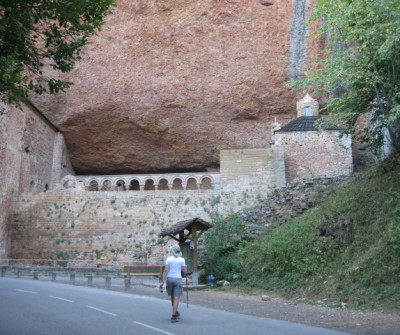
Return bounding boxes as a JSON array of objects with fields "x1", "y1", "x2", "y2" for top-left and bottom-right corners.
[
  {"x1": 87, "y1": 275, "x2": 93, "y2": 286},
  {"x1": 105, "y1": 276, "x2": 111, "y2": 288},
  {"x1": 33, "y1": 272, "x2": 38, "y2": 280},
  {"x1": 1, "y1": 267, "x2": 6, "y2": 277},
  {"x1": 17, "y1": 270, "x2": 21, "y2": 278},
  {"x1": 52, "y1": 272, "x2": 56, "y2": 281},
  {"x1": 70, "y1": 273, "x2": 75, "y2": 285},
  {"x1": 124, "y1": 278, "x2": 131, "y2": 291}
]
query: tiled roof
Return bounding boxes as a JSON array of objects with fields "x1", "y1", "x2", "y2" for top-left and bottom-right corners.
[
  {"x1": 160, "y1": 217, "x2": 212, "y2": 237},
  {"x1": 275, "y1": 116, "x2": 345, "y2": 132}
]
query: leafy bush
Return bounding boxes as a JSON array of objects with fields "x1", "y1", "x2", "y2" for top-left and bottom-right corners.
[{"x1": 204, "y1": 212, "x2": 249, "y2": 260}]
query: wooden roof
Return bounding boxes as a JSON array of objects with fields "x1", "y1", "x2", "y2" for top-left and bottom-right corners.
[
  {"x1": 160, "y1": 217, "x2": 212, "y2": 242},
  {"x1": 276, "y1": 116, "x2": 345, "y2": 132}
]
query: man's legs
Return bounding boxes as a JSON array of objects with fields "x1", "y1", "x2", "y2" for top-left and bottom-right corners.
[
  {"x1": 167, "y1": 278, "x2": 183, "y2": 322},
  {"x1": 172, "y1": 295, "x2": 180, "y2": 315}
]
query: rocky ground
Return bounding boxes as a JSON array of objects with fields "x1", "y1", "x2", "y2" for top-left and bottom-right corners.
[{"x1": 132, "y1": 283, "x2": 400, "y2": 335}]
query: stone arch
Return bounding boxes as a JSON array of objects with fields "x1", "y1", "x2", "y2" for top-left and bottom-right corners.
[
  {"x1": 129, "y1": 179, "x2": 140, "y2": 191},
  {"x1": 158, "y1": 178, "x2": 169, "y2": 190},
  {"x1": 144, "y1": 179, "x2": 156, "y2": 191},
  {"x1": 186, "y1": 177, "x2": 198, "y2": 190},
  {"x1": 89, "y1": 180, "x2": 99, "y2": 191},
  {"x1": 116, "y1": 179, "x2": 126, "y2": 191},
  {"x1": 200, "y1": 176, "x2": 213, "y2": 190},
  {"x1": 172, "y1": 178, "x2": 183, "y2": 190},
  {"x1": 62, "y1": 175, "x2": 76, "y2": 189},
  {"x1": 102, "y1": 179, "x2": 112, "y2": 191}
]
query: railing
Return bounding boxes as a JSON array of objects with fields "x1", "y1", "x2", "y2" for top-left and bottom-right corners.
[{"x1": 0, "y1": 259, "x2": 147, "y2": 268}]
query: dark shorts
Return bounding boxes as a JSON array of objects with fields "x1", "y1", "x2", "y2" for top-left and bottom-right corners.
[{"x1": 166, "y1": 277, "x2": 183, "y2": 296}]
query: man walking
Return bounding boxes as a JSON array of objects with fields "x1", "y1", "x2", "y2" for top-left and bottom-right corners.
[{"x1": 160, "y1": 245, "x2": 187, "y2": 322}]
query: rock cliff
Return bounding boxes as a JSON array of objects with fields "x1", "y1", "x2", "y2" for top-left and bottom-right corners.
[{"x1": 33, "y1": 0, "x2": 318, "y2": 175}]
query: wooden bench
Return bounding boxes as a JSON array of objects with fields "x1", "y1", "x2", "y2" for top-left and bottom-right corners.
[{"x1": 123, "y1": 265, "x2": 164, "y2": 279}]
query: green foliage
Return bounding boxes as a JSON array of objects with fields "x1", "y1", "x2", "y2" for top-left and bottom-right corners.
[
  {"x1": 0, "y1": 0, "x2": 116, "y2": 107},
  {"x1": 210, "y1": 195, "x2": 221, "y2": 207},
  {"x1": 56, "y1": 250, "x2": 70, "y2": 267},
  {"x1": 207, "y1": 165, "x2": 400, "y2": 311},
  {"x1": 387, "y1": 191, "x2": 400, "y2": 256},
  {"x1": 289, "y1": 0, "x2": 400, "y2": 154},
  {"x1": 204, "y1": 212, "x2": 249, "y2": 259},
  {"x1": 95, "y1": 250, "x2": 101, "y2": 259}
]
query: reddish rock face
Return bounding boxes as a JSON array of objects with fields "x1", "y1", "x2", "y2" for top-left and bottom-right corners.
[{"x1": 33, "y1": 0, "x2": 317, "y2": 175}]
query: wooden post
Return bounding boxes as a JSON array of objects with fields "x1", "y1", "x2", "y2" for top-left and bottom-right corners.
[{"x1": 192, "y1": 225, "x2": 199, "y2": 285}]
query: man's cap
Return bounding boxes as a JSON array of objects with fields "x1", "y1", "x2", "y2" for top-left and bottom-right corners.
[{"x1": 171, "y1": 245, "x2": 182, "y2": 257}]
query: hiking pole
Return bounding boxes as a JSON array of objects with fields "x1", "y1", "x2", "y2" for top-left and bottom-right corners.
[{"x1": 186, "y1": 273, "x2": 189, "y2": 308}]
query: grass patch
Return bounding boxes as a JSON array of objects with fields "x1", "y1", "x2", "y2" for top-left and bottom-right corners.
[{"x1": 206, "y1": 162, "x2": 400, "y2": 312}]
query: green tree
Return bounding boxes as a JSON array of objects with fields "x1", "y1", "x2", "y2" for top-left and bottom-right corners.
[
  {"x1": 290, "y1": 0, "x2": 400, "y2": 154},
  {"x1": 0, "y1": 0, "x2": 116, "y2": 107}
]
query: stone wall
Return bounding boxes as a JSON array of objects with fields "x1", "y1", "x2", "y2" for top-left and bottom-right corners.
[
  {"x1": 274, "y1": 131, "x2": 353, "y2": 182},
  {"x1": 7, "y1": 148, "x2": 288, "y2": 265},
  {"x1": 220, "y1": 148, "x2": 286, "y2": 194},
  {"x1": 0, "y1": 103, "x2": 74, "y2": 259},
  {"x1": 6, "y1": 143, "x2": 355, "y2": 266},
  {"x1": 8, "y1": 187, "x2": 268, "y2": 266}
]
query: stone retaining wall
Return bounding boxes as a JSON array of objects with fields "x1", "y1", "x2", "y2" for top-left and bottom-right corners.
[
  {"x1": 0, "y1": 103, "x2": 73, "y2": 259},
  {"x1": 241, "y1": 176, "x2": 350, "y2": 234},
  {"x1": 8, "y1": 187, "x2": 267, "y2": 265},
  {"x1": 8, "y1": 174, "x2": 351, "y2": 267}
]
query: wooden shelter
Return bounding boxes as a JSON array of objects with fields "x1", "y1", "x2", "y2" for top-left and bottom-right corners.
[{"x1": 160, "y1": 217, "x2": 212, "y2": 284}]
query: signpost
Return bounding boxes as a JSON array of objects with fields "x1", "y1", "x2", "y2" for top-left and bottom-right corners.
[{"x1": 160, "y1": 217, "x2": 212, "y2": 285}]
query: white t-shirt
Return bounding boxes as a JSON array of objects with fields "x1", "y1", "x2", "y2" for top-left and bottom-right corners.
[{"x1": 165, "y1": 256, "x2": 186, "y2": 279}]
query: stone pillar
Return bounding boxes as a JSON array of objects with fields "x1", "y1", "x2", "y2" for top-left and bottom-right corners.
[
  {"x1": 70, "y1": 273, "x2": 75, "y2": 285},
  {"x1": 87, "y1": 275, "x2": 93, "y2": 286},
  {"x1": 51, "y1": 133, "x2": 64, "y2": 189},
  {"x1": 52, "y1": 272, "x2": 56, "y2": 281}
]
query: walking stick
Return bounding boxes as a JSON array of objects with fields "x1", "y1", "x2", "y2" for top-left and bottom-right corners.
[{"x1": 186, "y1": 273, "x2": 189, "y2": 308}]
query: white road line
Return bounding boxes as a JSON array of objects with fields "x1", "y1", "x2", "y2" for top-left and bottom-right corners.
[
  {"x1": 49, "y1": 296, "x2": 74, "y2": 303},
  {"x1": 14, "y1": 289, "x2": 38, "y2": 295},
  {"x1": 133, "y1": 321, "x2": 176, "y2": 335},
  {"x1": 87, "y1": 305, "x2": 117, "y2": 316}
]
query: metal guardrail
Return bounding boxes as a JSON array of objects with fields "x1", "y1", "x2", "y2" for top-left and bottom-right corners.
[{"x1": 0, "y1": 259, "x2": 146, "y2": 268}]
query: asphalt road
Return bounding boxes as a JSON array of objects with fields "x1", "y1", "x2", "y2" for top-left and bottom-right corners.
[{"x1": 0, "y1": 278, "x2": 352, "y2": 335}]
